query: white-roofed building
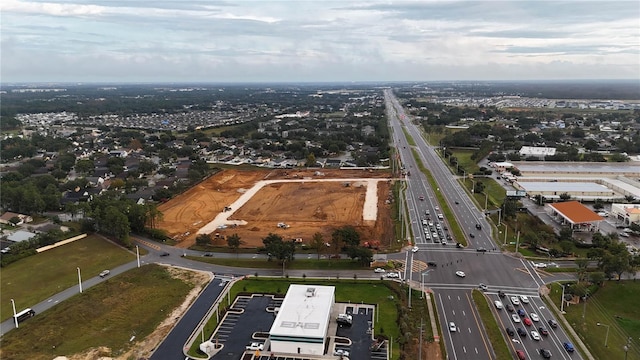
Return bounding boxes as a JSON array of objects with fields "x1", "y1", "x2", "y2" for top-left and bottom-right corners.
[
  {"x1": 268, "y1": 284, "x2": 335, "y2": 355},
  {"x1": 519, "y1": 146, "x2": 556, "y2": 158},
  {"x1": 611, "y1": 203, "x2": 640, "y2": 226}
]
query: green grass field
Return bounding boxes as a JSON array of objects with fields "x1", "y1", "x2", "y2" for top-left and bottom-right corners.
[
  {"x1": 0, "y1": 235, "x2": 135, "y2": 322},
  {"x1": 549, "y1": 281, "x2": 640, "y2": 360},
  {"x1": 187, "y1": 256, "x2": 369, "y2": 270},
  {"x1": 0, "y1": 264, "x2": 194, "y2": 360}
]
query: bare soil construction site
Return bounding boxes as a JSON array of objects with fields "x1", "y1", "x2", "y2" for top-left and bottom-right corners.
[{"x1": 157, "y1": 169, "x2": 395, "y2": 248}]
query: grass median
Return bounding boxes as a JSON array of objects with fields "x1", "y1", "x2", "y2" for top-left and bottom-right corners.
[{"x1": 471, "y1": 289, "x2": 512, "y2": 360}]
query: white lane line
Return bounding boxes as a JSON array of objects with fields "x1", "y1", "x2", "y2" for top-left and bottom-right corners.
[{"x1": 438, "y1": 293, "x2": 459, "y2": 360}]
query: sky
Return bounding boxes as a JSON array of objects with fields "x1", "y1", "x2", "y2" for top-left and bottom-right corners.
[{"x1": 1, "y1": 0, "x2": 639, "y2": 83}]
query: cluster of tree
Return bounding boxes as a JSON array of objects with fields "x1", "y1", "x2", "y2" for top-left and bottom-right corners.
[
  {"x1": 0, "y1": 174, "x2": 62, "y2": 214},
  {"x1": 587, "y1": 233, "x2": 640, "y2": 281},
  {"x1": 0, "y1": 227, "x2": 83, "y2": 267}
]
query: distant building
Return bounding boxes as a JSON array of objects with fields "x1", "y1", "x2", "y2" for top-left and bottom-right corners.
[
  {"x1": 518, "y1": 146, "x2": 556, "y2": 158},
  {"x1": 610, "y1": 203, "x2": 640, "y2": 226},
  {"x1": 0, "y1": 212, "x2": 33, "y2": 226},
  {"x1": 6, "y1": 230, "x2": 38, "y2": 243}
]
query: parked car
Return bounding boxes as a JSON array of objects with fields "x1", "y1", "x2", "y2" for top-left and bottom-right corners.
[
  {"x1": 246, "y1": 342, "x2": 264, "y2": 351},
  {"x1": 563, "y1": 342, "x2": 575, "y2": 353},
  {"x1": 548, "y1": 319, "x2": 558, "y2": 328},
  {"x1": 539, "y1": 348, "x2": 552, "y2": 358}
]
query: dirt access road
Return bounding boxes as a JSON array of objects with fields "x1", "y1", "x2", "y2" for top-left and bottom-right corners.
[{"x1": 157, "y1": 169, "x2": 395, "y2": 248}]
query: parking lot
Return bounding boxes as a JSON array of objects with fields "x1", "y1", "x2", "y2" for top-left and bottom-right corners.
[{"x1": 206, "y1": 294, "x2": 388, "y2": 360}]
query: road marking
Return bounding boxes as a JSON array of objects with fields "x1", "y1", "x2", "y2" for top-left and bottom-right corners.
[{"x1": 465, "y1": 291, "x2": 493, "y2": 359}]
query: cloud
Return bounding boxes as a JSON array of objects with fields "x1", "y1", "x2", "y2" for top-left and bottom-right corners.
[{"x1": 1, "y1": 0, "x2": 639, "y2": 82}]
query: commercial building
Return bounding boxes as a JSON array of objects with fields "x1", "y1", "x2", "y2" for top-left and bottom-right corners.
[
  {"x1": 610, "y1": 203, "x2": 640, "y2": 226},
  {"x1": 268, "y1": 284, "x2": 335, "y2": 355},
  {"x1": 518, "y1": 146, "x2": 556, "y2": 158},
  {"x1": 547, "y1": 201, "x2": 604, "y2": 232}
]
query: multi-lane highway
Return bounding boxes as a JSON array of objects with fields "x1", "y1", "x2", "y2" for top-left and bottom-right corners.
[{"x1": 384, "y1": 88, "x2": 584, "y2": 360}]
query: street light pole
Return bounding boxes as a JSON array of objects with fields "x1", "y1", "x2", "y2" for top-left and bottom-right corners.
[
  {"x1": 624, "y1": 337, "x2": 631, "y2": 360},
  {"x1": 561, "y1": 284, "x2": 566, "y2": 313},
  {"x1": 136, "y1": 245, "x2": 140, "y2": 268},
  {"x1": 11, "y1": 298, "x2": 18, "y2": 328},
  {"x1": 408, "y1": 251, "x2": 413, "y2": 309},
  {"x1": 597, "y1": 322, "x2": 610, "y2": 347},
  {"x1": 77, "y1": 267, "x2": 83, "y2": 293},
  {"x1": 484, "y1": 192, "x2": 488, "y2": 212}
]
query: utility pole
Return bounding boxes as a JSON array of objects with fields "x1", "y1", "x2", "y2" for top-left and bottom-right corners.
[
  {"x1": 560, "y1": 284, "x2": 566, "y2": 313},
  {"x1": 419, "y1": 319, "x2": 424, "y2": 360},
  {"x1": 515, "y1": 231, "x2": 521, "y2": 252},
  {"x1": 582, "y1": 290, "x2": 589, "y2": 322}
]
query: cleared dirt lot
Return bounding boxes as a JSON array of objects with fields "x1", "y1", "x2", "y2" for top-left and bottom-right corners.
[{"x1": 157, "y1": 169, "x2": 394, "y2": 248}]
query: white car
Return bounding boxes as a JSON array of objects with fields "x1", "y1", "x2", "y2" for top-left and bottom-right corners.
[
  {"x1": 494, "y1": 300, "x2": 504, "y2": 310},
  {"x1": 333, "y1": 349, "x2": 350, "y2": 357},
  {"x1": 512, "y1": 314, "x2": 521, "y2": 323},
  {"x1": 246, "y1": 342, "x2": 264, "y2": 351},
  {"x1": 511, "y1": 296, "x2": 521, "y2": 306},
  {"x1": 412, "y1": 246, "x2": 419, "y2": 253},
  {"x1": 374, "y1": 268, "x2": 386, "y2": 273},
  {"x1": 449, "y1": 321, "x2": 457, "y2": 332},
  {"x1": 534, "y1": 262, "x2": 547, "y2": 268},
  {"x1": 531, "y1": 330, "x2": 541, "y2": 341},
  {"x1": 520, "y1": 295, "x2": 530, "y2": 304},
  {"x1": 386, "y1": 272, "x2": 400, "y2": 278},
  {"x1": 455, "y1": 271, "x2": 466, "y2": 278},
  {"x1": 99, "y1": 270, "x2": 110, "y2": 278},
  {"x1": 530, "y1": 313, "x2": 540, "y2": 322}
]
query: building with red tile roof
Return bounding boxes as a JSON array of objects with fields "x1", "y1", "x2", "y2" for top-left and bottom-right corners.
[{"x1": 548, "y1": 201, "x2": 604, "y2": 231}]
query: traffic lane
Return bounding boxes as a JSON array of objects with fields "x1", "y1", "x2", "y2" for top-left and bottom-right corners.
[
  {"x1": 493, "y1": 293, "x2": 581, "y2": 360},
  {"x1": 150, "y1": 278, "x2": 223, "y2": 360},
  {"x1": 437, "y1": 289, "x2": 492, "y2": 360}
]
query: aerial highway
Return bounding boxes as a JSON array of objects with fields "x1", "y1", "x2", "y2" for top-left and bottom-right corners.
[{"x1": 384, "y1": 89, "x2": 584, "y2": 360}]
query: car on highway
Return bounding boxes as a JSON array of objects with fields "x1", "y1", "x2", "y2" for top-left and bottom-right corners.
[
  {"x1": 449, "y1": 322, "x2": 457, "y2": 332},
  {"x1": 99, "y1": 270, "x2": 110, "y2": 278},
  {"x1": 539, "y1": 348, "x2": 552, "y2": 358},
  {"x1": 531, "y1": 330, "x2": 541, "y2": 341},
  {"x1": 563, "y1": 342, "x2": 575, "y2": 352},
  {"x1": 455, "y1": 201, "x2": 459, "y2": 204},
  {"x1": 516, "y1": 350, "x2": 526, "y2": 360},
  {"x1": 427, "y1": 261, "x2": 438, "y2": 267},
  {"x1": 538, "y1": 326, "x2": 549, "y2": 336},
  {"x1": 160, "y1": 252, "x2": 170, "y2": 257},
  {"x1": 517, "y1": 327, "x2": 527, "y2": 337},
  {"x1": 530, "y1": 313, "x2": 540, "y2": 322},
  {"x1": 479, "y1": 283, "x2": 488, "y2": 291},
  {"x1": 520, "y1": 295, "x2": 530, "y2": 304},
  {"x1": 548, "y1": 319, "x2": 558, "y2": 328},
  {"x1": 412, "y1": 246, "x2": 419, "y2": 253},
  {"x1": 419, "y1": 195, "x2": 424, "y2": 201},
  {"x1": 512, "y1": 314, "x2": 521, "y2": 323},
  {"x1": 246, "y1": 342, "x2": 264, "y2": 351},
  {"x1": 333, "y1": 349, "x2": 350, "y2": 357},
  {"x1": 386, "y1": 272, "x2": 400, "y2": 278},
  {"x1": 476, "y1": 247, "x2": 487, "y2": 252},
  {"x1": 498, "y1": 290, "x2": 506, "y2": 298},
  {"x1": 203, "y1": 252, "x2": 213, "y2": 257},
  {"x1": 494, "y1": 300, "x2": 503, "y2": 310},
  {"x1": 533, "y1": 262, "x2": 547, "y2": 268},
  {"x1": 456, "y1": 242, "x2": 463, "y2": 248},
  {"x1": 523, "y1": 317, "x2": 533, "y2": 327},
  {"x1": 518, "y1": 309, "x2": 526, "y2": 317},
  {"x1": 441, "y1": 240, "x2": 447, "y2": 245},
  {"x1": 469, "y1": 233, "x2": 475, "y2": 238},
  {"x1": 506, "y1": 303, "x2": 515, "y2": 312},
  {"x1": 475, "y1": 223, "x2": 482, "y2": 230},
  {"x1": 455, "y1": 271, "x2": 466, "y2": 278},
  {"x1": 506, "y1": 327, "x2": 515, "y2": 336},
  {"x1": 374, "y1": 268, "x2": 386, "y2": 273},
  {"x1": 511, "y1": 296, "x2": 521, "y2": 306}
]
